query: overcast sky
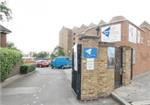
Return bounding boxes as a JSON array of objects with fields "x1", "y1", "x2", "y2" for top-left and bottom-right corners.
[{"x1": 1, "y1": 0, "x2": 150, "y2": 54}]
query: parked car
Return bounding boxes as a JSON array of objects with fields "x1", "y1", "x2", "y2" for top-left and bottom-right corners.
[
  {"x1": 36, "y1": 60, "x2": 49, "y2": 67},
  {"x1": 50, "y1": 56, "x2": 72, "y2": 69}
]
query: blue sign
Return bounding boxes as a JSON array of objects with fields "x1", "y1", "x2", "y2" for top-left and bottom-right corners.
[
  {"x1": 102, "y1": 27, "x2": 111, "y2": 37},
  {"x1": 84, "y1": 48, "x2": 97, "y2": 58}
]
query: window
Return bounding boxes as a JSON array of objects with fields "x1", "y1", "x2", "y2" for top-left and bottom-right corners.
[
  {"x1": 107, "y1": 47, "x2": 115, "y2": 69},
  {"x1": 132, "y1": 49, "x2": 136, "y2": 64}
]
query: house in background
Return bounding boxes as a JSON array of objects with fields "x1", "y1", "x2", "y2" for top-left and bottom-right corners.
[
  {"x1": 59, "y1": 26, "x2": 73, "y2": 56},
  {"x1": 59, "y1": 24, "x2": 98, "y2": 56},
  {"x1": 0, "y1": 24, "x2": 11, "y2": 47}
]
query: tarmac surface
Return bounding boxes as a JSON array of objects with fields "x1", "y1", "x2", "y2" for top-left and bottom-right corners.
[{"x1": 2, "y1": 68, "x2": 119, "y2": 105}]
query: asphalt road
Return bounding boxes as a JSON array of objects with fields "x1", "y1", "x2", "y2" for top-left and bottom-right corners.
[{"x1": 2, "y1": 68, "x2": 120, "y2": 105}]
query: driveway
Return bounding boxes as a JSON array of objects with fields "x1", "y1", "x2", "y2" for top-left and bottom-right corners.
[{"x1": 2, "y1": 68, "x2": 119, "y2": 105}]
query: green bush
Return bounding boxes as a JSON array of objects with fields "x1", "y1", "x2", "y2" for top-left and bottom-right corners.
[
  {"x1": 20, "y1": 64, "x2": 36, "y2": 74},
  {"x1": 0, "y1": 48, "x2": 22, "y2": 81}
]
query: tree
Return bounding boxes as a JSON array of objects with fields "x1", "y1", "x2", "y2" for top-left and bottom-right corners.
[
  {"x1": 0, "y1": 1, "x2": 12, "y2": 21},
  {"x1": 50, "y1": 46, "x2": 65, "y2": 59},
  {"x1": 35, "y1": 51, "x2": 49, "y2": 59},
  {"x1": 7, "y1": 42, "x2": 19, "y2": 50},
  {"x1": 7, "y1": 42, "x2": 15, "y2": 48}
]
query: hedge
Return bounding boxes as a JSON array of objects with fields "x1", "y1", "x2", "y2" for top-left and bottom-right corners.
[
  {"x1": 0, "y1": 48, "x2": 22, "y2": 81},
  {"x1": 20, "y1": 64, "x2": 36, "y2": 74}
]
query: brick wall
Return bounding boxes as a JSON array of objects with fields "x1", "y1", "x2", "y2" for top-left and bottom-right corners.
[
  {"x1": 98, "y1": 20, "x2": 150, "y2": 77},
  {"x1": 0, "y1": 33, "x2": 7, "y2": 47},
  {"x1": 80, "y1": 38, "x2": 114, "y2": 100},
  {"x1": 97, "y1": 46, "x2": 114, "y2": 97},
  {"x1": 122, "y1": 47, "x2": 132, "y2": 85},
  {"x1": 78, "y1": 37, "x2": 133, "y2": 100},
  {"x1": 72, "y1": 16, "x2": 150, "y2": 100},
  {"x1": 80, "y1": 38, "x2": 99, "y2": 100},
  {"x1": 8, "y1": 62, "x2": 22, "y2": 78}
]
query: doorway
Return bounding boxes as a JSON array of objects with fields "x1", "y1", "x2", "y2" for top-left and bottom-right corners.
[{"x1": 115, "y1": 47, "x2": 123, "y2": 88}]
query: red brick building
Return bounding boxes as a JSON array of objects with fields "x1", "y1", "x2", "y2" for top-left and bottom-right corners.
[
  {"x1": 71, "y1": 16, "x2": 150, "y2": 100},
  {"x1": 60, "y1": 16, "x2": 150, "y2": 77},
  {"x1": 73, "y1": 16, "x2": 150, "y2": 76},
  {"x1": 59, "y1": 26, "x2": 73, "y2": 56},
  {"x1": 0, "y1": 24, "x2": 11, "y2": 47}
]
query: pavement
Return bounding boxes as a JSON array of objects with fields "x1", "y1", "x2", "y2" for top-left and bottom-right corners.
[
  {"x1": 63, "y1": 68, "x2": 72, "y2": 82},
  {"x1": 1, "y1": 67, "x2": 119, "y2": 105},
  {"x1": 113, "y1": 71, "x2": 150, "y2": 105},
  {"x1": 1, "y1": 70, "x2": 36, "y2": 88}
]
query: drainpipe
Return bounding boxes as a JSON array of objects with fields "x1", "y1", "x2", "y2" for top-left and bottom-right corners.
[{"x1": 96, "y1": 26, "x2": 100, "y2": 36}]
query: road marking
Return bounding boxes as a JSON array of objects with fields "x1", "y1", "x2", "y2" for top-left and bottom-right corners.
[
  {"x1": 42, "y1": 84, "x2": 46, "y2": 88},
  {"x1": 38, "y1": 88, "x2": 41, "y2": 93},
  {"x1": 36, "y1": 96, "x2": 39, "y2": 99},
  {"x1": 33, "y1": 101, "x2": 37, "y2": 104},
  {"x1": 102, "y1": 101, "x2": 106, "y2": 104},
  {"x1": 33, "y1": 94, "x2": 36, "y2": 97}
]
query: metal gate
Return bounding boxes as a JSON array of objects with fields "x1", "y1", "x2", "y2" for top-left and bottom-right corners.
[{"x1": 71, "y1": 44, "x2": 82, "y2": 99}]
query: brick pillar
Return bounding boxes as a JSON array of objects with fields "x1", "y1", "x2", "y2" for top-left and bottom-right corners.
[
  {"x1": 0, "y1": 33, "x2": 7, "y2": 47},
  {"x1": 80, "y1": 38, "x2": 115, "y2": 100},
  {"x1": 122, "y1": 47, "x2": 131, "y2": 85},
  {"x1": 80, "y1": 39, "x2": 99, "y2": 100},
  {"x1": 97, "y1": 46, "x2": 114, "y2": 97}
]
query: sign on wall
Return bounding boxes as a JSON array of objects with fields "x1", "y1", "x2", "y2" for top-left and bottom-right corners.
[
  {"x1": 101, "y1": 24, "x2": 121, "y2": 42},
  {"x1": 129, "y1": 24, "x2": 137, "y2": 43},
  {"x1": 84, "y1": 48, "x2": 97, "y2": 58},
  {"x1": 86, "y1": 58, "x2": 94, "y2": 70}
]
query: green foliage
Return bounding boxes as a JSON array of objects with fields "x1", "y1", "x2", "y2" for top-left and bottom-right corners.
[
  {"x1": 0, "y1": 48, "x2": 22, "y2": 81},
  {"x1": 50, "y1": 46, "x2": 65, "y2": 59},
  {"x1": 35, "y1": 51, "x2": 49, "y2": 59},
  {"x1": 7, "y1": 42, "x2": 18, "y2": 50},
  {"x1": 0, "y1": 1, "x2": 12, "y2": 21},
  {"x1": 20, "y1": 64, "x2": 36, "y2": 74},
  {"x1": 50, "y1": 53, "x2": 56, "y2": 59},
  {"x1": 7, "y1": 42, "x2": 14, "y2": 48}
]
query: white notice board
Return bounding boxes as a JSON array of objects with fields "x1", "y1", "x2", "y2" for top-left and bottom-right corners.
[
  {"x1": 101, "y1": 24, "x2": 121, "y2": 42},
  {"x1": 86, "y1": 58, "x2": 94, "y2": 70}
]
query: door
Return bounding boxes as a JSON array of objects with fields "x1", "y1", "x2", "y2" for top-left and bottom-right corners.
[
  {"x1": 71, "y1": 44, "x2": 82, "y2": 99},
  {"x1": 115, "y1": 47, "x2": 123, "y2": 88},
  {"x1": 130, "y1": 48, "x2": 133, "y2": 80}
]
